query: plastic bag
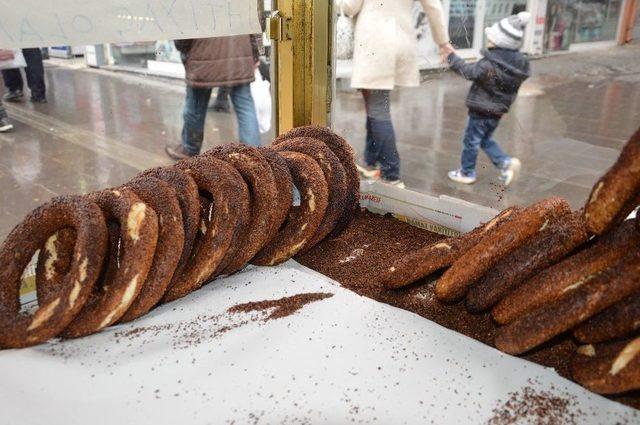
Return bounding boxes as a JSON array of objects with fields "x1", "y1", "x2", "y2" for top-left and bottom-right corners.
[
  {"x1": 0, "y1": 49, "x2": 26, "y2": 70},
  {"x1": 250, "y1": 68, "x2": 272, "y2": 134},
  {"x1": 336, "y1": 5, "x2": 354, "y2": 60}
]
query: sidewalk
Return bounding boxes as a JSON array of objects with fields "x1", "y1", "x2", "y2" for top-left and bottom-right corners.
[
  {"x1": 334, "y1": 44, "x2": 640, "y2": 210},
  {"x1": 0, "y1": 63, "x2": 275, "y2": 238},
  {"x1": 0, "y1": 46, "x2": 639, "y2": 238}
]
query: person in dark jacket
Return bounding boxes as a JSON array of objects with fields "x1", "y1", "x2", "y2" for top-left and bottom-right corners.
[
  {"x1": 166, "y1": 35, "x2": 261, "y2": 160},
  {"x1": 447, "y1": 12, "x2": 531, "y2": 186}
]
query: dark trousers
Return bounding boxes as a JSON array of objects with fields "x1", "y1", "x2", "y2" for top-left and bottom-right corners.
[
  {"x1": 2, "y1": 48, "x2": 46, "y2": 100},
  {"x1": 362, "y1": 89, "x2": 400, "y2": 181}
]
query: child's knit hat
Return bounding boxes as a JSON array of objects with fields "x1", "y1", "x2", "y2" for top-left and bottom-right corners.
[{"x1": 485, "y1": 11, "x2": 531, "y2": 50}]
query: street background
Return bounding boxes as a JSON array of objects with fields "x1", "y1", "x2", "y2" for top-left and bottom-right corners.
[{"x1": 0, "y1": 45, "x2": 639, "y2": 238}]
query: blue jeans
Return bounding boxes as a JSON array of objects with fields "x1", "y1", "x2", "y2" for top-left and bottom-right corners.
[
  {"x1": 460, "y1": 116, "x2": 510, "y2": 175},
  {"x1": 362, "y1": 89, "x2": 400, "y2": 181},
  {"x1": 182, "y1": 83, "x2": 260, "y2": 155}
]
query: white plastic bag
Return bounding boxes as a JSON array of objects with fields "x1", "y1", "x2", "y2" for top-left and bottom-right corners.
[
  {"x1": 336, "y1": 4, "x2": 354, "y2": 60},
  {"x1": 0, "y1": 49, "x2": 26, "y2": 70},
  {"x1": 250, "y1": 69, "x2": 272, "y2": 134}
]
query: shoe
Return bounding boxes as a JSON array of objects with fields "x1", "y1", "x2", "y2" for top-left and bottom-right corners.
[
  {"x1": 500, "y1": 158, "x2": 521, "y2": 186},
  {"x1": 30, "y1": 96, "x2": 47, "y2": 103},
  {"x1": 356, "y1": 163, "x2": 381, "y2": 180},
  {"x1": 382, "y1": 179, "x2": 406, "y2": 189},
  {"x1": 165, "y1": 144, "x2": 195, "y2": 161},
  {"x1": 3, "y1": 89, "x2": 23, "y2": 102},
  {"x1": 448, "y1": 169, "x2": 477, "y2": 184},
  {"x1": 0, "y1": 117, "x2": 13, "y2": 132}
]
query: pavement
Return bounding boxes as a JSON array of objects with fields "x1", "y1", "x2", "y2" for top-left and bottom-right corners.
[
  {"x1": 1, "y1": 45, "x2": 639, "y2": 238},
  {"x1": 334, "y1": 44, "x2": 640, "y2": 211}
]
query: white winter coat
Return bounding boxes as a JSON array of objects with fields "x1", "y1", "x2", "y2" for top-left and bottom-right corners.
[{"x1": 338, "y1": 0, "x2": 449, "y2": 89}]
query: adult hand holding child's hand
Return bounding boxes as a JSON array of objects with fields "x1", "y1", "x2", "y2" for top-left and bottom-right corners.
[{"x1": 439, "y1": 43, "x2": 455, "y2": 64}]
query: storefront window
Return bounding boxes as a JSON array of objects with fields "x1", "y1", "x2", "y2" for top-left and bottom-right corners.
[
  {"x1": 449, "y1": 0, "x2": 478, "y2": 49},
  {"x1": 545, "y1": 0, "x2": 623, "y2": 51},
  {"x1": 332, "y1": 0, "x2": 636, "y2": 212},
  {"x1": 545, "y1": 0, "x2": 574, "y2": 51},
  {"x1": 573, "y1": 0, "x2": 622, "y2": 42},
  {"x1": 484, "y1": 0, "x2": 528, "y2": 45},
  {"x1": 635, "y1": 3, "x2": 640, "y2": 41},
  {"x1": 485, "y1": 0, "x2": 528, "y2": 29},
  {"x1": 110, "y1": 42, "x2": 156, "y2": 67}
]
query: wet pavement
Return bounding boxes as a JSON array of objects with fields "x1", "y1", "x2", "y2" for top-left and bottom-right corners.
[
  {"x1": 0, "y1": 67, "x2": 272, "y2": 239},
  {"x1": 334, "y1": 45, "x2": 640, "y2": 211},
  {"x1": 1, "y1": 45, "x2": 639, "y2": 238}
]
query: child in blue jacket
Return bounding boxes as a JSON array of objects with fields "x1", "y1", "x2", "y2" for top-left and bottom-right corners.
[{"x1": 447, "y1": 12, "x2": 531, "y2": 186}]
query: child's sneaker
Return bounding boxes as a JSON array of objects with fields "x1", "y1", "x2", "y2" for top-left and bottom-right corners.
[
  {"x1": 448, "y1": 169, "x2": 477, "y2": 184},
  {"x1": 500, "y1": 158, "x2": 521, "y2": 186},
  {"x1": 382, "y1": 179, "x2": 406, "y2": 189},
  {"x1": 356, "y1": 163, "x2": 381, "y2": 181},
  {"x1": 0, "y1": 117, "x2": 13, "y2": 132}
]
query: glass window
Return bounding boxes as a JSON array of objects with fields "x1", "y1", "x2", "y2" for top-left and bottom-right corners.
[
  {"x1": 485, "y1": 0, "x2": 528, "y2": 46},
  {"x1": 0, "y1": 3, "x2": 273, "y2": 240},
  {"x1": 332, "y1": 0, "x2": 636, "y2": 212},
  {"x1": 110, "y1": 42, "x2": 156, "y2": 67},
  {"x1": 572, "y1": 0, "x2": 623, "y2": 43},
  {"x1": 545, "y1": 0, "x2": 574, "y2": 51},
  {"x1": 449, "y1": 0, "x2": 478, "y2": 49},
  {"x1": 545, "y1": 0, "x2": 623, "y2": 50}
]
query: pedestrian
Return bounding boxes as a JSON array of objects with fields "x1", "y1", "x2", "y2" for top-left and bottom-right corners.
[
  {"x1": 446, "y1": 12, "x2": 531, "y2": 186},
  {"x1": 166, "y1": 35, "x2": 261, "y2": 160},
  {"x1": 2, "y1": 48, "x2": 46, "y2": 103},
  {"x1": 338, "y1": 0, "x2": 453, "y2": 189}
]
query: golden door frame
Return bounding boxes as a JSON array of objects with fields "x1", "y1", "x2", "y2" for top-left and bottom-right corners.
[{"x1": 269, "y1": 0, "x2": 333, "y2": 134}]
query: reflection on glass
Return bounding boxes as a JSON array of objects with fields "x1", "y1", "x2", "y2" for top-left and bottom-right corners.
[
  {"x1": 635, "y1": 5, "x2": 640, "y2": 41},
  {"x1": 484, "y1": 0, "x2": 528, "y2": 45},
  {"x1": 335, "y1": 0, "x2": 452, "y2": 189},
  {"x1": 449, "y1": 0, "x2": 477, "y2": 49},
  {"x1": 333, "y1": 0, "x2": 637, "y2": 212},
  {"x1": 110, "y1": 42, "x2": 155, "y2": 67},
  {"x1": 573, "y1": 0, "x2": 622, "y2": 43},
  {"x1": 545, "y1": 0, "x2": 623, "y2": 52},
  {"x1": 545, "y1": 0, "x2": 574, "y2": 51}
]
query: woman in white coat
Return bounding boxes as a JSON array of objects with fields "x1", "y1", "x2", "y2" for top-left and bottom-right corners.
[{"x1": 339, "y1": 0, "x2": 453, "y2": 187}]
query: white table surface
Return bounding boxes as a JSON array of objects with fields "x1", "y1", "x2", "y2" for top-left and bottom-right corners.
[{"x1": 0, "y1": 261, "x2": 637, "y2": 424}]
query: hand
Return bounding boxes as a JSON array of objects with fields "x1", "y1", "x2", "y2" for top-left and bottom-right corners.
[
  {"x1": 0, "y1": 49, "x2": 14, "y2": 61},
  {"x1": 439, "y1": 43, "x2": 455, "y2": 64}
]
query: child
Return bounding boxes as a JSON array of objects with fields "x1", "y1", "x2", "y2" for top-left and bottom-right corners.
[{"x1": 447, "y1": 12, "x2": 531, "y2": 186}]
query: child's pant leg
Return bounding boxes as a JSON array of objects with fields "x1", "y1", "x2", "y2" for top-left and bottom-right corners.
[
  {"x1": 460, "y1": 117, "x2": 484, "y2": 174},
  {"x1": 479, "y1": 117, "x2": 510, "y2": 169}
]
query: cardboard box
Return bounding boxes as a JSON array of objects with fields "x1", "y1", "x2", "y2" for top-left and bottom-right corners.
[{"x1": 360, "y1": 180, "x2": 498, "y2": 237}]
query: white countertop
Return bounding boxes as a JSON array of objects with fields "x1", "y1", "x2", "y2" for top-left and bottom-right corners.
[{"x1": 0, "y1": 261, "x2": 637, "y2": 424}]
